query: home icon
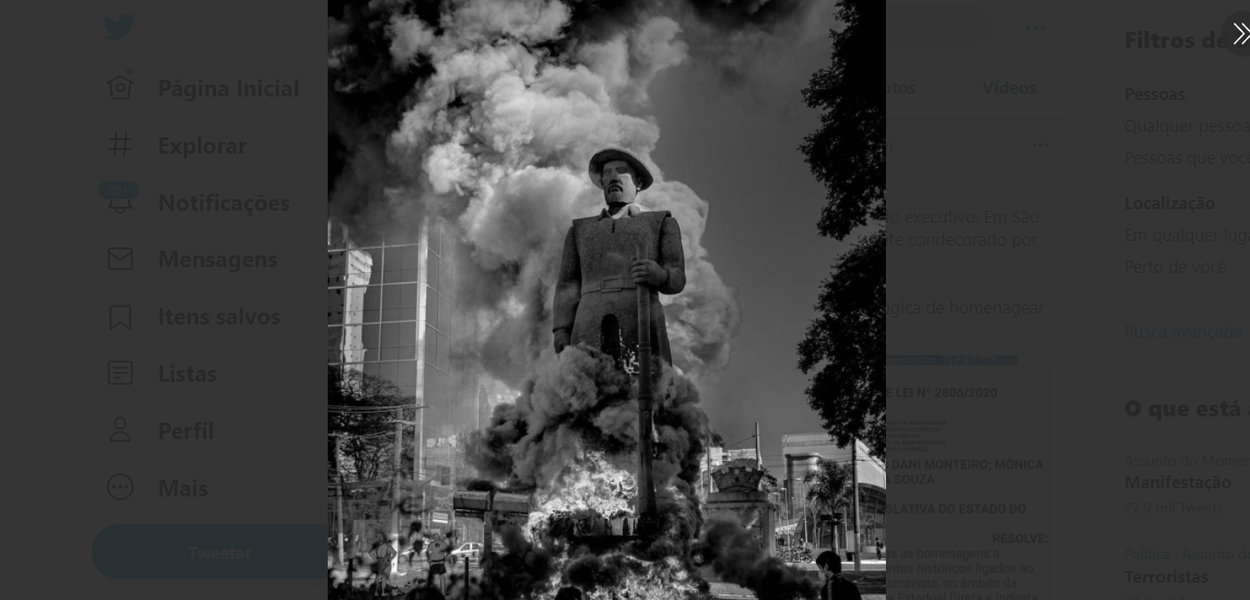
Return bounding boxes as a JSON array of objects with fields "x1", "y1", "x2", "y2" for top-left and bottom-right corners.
[{"x1": 108, "y1": 75, "x2": 133, "y2": 100}]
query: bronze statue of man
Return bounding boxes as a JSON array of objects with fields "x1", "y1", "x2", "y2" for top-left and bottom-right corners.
[{"x1": 553, "y1": 148, "x2": 686, "y2": 367}]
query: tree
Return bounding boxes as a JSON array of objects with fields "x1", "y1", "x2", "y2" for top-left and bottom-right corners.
[
  {"x1": 803, "y1": 458, "x2": 854, "y2": 548},
  {"x1": 328, "y1": 367, "x2": 413, "y2": 484},
  {"x1": 799, "y1": 0, "x2": 885, "y2": 240},
  {"x1": 797, "y1": 0, "x2": 886, "y2": 458},
  {"x1": 797, "y1": 231, "x2": 885, "y2": 457}
]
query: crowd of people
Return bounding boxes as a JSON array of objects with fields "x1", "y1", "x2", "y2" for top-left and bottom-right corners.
[
  {"x1": 329, "y1": 532, "x2": 873, "y2": 599},
  {"x1": 327, "y1": 529, "x2": 458, "y2": 599}
]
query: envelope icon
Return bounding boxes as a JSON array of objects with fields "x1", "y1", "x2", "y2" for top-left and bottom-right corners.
[{"x1": 108, "y1": 247, "x2": 133, "y2": 270}]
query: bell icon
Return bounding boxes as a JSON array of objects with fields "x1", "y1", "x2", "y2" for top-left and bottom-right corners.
[{"x1": 108, "y1": 198, "x2": 133, "y2": 214}]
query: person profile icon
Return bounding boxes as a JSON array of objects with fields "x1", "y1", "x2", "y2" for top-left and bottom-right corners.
[{"x1": 110, "y1": 417, "x2": 131, "y2": 442}]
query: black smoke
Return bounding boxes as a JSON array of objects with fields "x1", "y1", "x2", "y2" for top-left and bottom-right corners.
[{"x1": 698, "y1": 515, "x2": 818, "y2": 600}]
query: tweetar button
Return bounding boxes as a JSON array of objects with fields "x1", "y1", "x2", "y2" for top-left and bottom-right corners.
[{"x1": 92, "y1": 524, "x2": 326, "y2": 579}]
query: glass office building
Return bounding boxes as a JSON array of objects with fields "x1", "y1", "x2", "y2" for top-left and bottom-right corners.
[{"x1": 327, "y1": 217, "x2": 479, "y2": 487}]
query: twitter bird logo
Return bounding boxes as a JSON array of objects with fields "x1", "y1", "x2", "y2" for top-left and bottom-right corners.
[{"x1": 105, "y1": 14, "x2": 134, "y2": 40}]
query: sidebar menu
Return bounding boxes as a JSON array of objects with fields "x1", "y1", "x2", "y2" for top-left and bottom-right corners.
[{"x1": 69, "y1": 2, "x2": 325, "y2": 592}]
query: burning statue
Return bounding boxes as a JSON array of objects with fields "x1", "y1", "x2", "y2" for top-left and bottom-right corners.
[
  {"x1": 465, "y1": 149, "x2": 817, "y2": 600},
  {"x1": 465, "y1": 149, "x2": 710, "y2": 599},
  {"x1": 552, "y1": 147, "x2": 687, "y2": 368},
  {"x1": 553, "y1": 147, "x2": 686, "y2": 531}
]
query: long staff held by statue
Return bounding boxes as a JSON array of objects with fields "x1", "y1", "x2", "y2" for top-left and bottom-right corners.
[{"x1": 636, "y1": 241, "x2": 658, "y2": 527}]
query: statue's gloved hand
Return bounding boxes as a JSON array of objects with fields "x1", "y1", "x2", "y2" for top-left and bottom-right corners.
[
  {"x1": 554, "y1": 328, "x2": 570, "y2": 353},
  {"x1": 631, "y1": 259, "x2": 667, "y2": 287}
]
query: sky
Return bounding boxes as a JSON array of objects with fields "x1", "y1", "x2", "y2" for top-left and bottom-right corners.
[{"x1": 646, "y1": 5, "x2": 849, "y2": 478}]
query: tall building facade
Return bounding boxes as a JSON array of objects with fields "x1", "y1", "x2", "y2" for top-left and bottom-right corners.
[
  {"x1": 328, "y1": 217, "x2": 477, "y2": 502},
  {"x1": 327, "y1": 221, "x2": 373, "y2": 368},
  {"x1": 782, "y1": 433, "x2": 887, "y2": 553}
]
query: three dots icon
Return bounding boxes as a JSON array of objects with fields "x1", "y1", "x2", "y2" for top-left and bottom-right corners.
[{"x1": 107, "y1": 473, "x2": 134, "y2": 500}]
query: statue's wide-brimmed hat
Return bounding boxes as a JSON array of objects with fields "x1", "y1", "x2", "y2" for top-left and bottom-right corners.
[{"x1": 589, "y1": 148, "x2": 653, "y2": 191}]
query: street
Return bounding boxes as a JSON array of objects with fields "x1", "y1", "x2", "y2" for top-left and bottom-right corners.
[
  {"x1": 329, "y1": 555, "x2": 485, "y2": 595},
  {"x1": 331, "y1": 558, "x2": 886, "y2": 599}
]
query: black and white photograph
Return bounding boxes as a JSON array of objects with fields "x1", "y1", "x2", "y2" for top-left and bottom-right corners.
[{"x1": 326, "y1": 0, "x2": 884, "y2": 598}]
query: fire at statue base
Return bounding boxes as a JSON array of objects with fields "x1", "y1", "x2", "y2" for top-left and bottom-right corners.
[{"x1": 440, "y1": 346, "x2": 817, "y2": 600}]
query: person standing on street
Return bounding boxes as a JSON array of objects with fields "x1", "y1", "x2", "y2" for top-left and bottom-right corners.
[
  {"x1": 815, "y1": 551, "x2": 863, "y2": 600},
  {"x1": 426, "y1": 534, "x2": 449, "y2": 593}
]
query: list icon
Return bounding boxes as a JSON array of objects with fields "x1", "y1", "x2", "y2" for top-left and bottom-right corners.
[
  {"x1": 109, "y1": 305, "x2": 131, "y2": 330},
  {"x1": 107, "y1": 361, "x2": 133, "y2": 385}
]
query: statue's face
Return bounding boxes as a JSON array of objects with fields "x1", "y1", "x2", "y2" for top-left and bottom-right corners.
[{"x1": 600, "y1": 160, "x2": 637, "y2": 205}]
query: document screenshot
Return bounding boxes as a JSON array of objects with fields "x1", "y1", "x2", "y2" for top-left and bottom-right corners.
[{"x1": 889, "y1": 3, "x2": 1247, "y2": 600}]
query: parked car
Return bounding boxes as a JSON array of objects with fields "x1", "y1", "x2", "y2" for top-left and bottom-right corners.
[{"x1": 450, "y1": 542, "x2": 484, "y2": 562}]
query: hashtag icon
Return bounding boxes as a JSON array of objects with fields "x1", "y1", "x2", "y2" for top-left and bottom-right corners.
[{"x1": 108, "y1": 132, "x2": 132, "y2": 157}]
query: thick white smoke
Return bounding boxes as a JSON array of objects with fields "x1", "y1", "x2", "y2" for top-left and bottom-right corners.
[{"x1": 380, "y1": 0, "x2": 740, "y2": 383}]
